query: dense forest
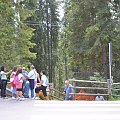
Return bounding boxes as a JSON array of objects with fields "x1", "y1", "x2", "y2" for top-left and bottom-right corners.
[{"x1": 0, "y1": 0, "x2": 120, "y2": 93}]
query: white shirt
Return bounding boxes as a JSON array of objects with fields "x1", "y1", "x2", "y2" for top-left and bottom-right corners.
[
  {"x1": 10, "y1": 72, "x2": 16, "y2": 82},
  {"x1": 28, "y1": 69, "x2": 36, "y2": 79},
  {"x1": 41, "y1": 75, "x2": 47, "y2": 86},
  {"x1": 18, "y1": 73, "x2": 23, "y2": 83},
  {"x1": 95, "y1": 96, "x2": 105, "y2": 101},
  {"x1": 34, "y1": 71, "x2": 38, "y2": 82},
  {"x1": 0, "y1": 71, "x2": 7, "y2": 80}
]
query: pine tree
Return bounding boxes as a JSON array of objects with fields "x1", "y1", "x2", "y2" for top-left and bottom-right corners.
[
  {"x1": 64, "y1": 0, "x2": 120, "y2": 80},
  {"x1": 0, "y1": 0, "x2": 36, "y2": 68},
  {"x1": 25, "y1": 0, "x2": 59, "y2": 83}
]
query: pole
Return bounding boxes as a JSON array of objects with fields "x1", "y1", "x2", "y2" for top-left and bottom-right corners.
[
  {"x1": 109, "y1": 42, "x2": 112, "y2": 81},
  {"x1": 108, "y1": 42, "x2": 112, "y2": 98},
  {"x1": 46, "y1": 0, "x2": 52, "y2": 83},
  {"x1": 64, "y1": 1, "x2": 68, "y2": 80}
]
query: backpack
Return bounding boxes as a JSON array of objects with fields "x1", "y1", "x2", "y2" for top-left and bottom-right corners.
[
  {"x1": 45, "y1": 77, "x2": 49, "y2": 86},
  {"x1": 13, "y1": 75, "x2": 20, "y2": 85}
]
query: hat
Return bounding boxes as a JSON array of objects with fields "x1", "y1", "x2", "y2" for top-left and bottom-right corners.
[{"x1": 22, "y1": 67, "x2": 25, "y2": 70}]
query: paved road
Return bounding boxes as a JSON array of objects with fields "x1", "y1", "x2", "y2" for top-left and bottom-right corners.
[{"x1": 0, "y1": 98, "x2": 120, "y2": 120}]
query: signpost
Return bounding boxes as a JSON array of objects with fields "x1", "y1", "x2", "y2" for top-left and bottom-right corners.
[
  {"x1": 108, "y1": 42, "x2": 112, "y2": 97},
  {"x1": 109, "y1": 42, "x2": 112, "y2": 81}
]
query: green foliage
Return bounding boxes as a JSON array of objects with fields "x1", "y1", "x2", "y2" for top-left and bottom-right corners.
[
  {"x1": 90, "y1": 72, "x2": 106, "y2": 82},
  {"x1": 108, "y1": 96, "x2": 120, "y2": 101},
  {"x1": 63, "y1": 0, "x2": 120, "y2": 81},
  {"x1": 0, "y1": 0, "x2": 36, "y2": 68},
  {"x1": 112, "y1": 84, "x2": 120, "y2": 95},
  {"x1": 27, "y1": 0, "x2": 59, "y2": 71}
]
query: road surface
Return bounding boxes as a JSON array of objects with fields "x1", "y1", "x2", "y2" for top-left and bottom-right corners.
[{"x1": 0, "y1": 98, "x2": 120, "y2": 120}]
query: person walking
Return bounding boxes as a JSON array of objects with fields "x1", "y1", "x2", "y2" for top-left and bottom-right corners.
[
  {"x1": 27, "y1": 65, "x2": 36, "y2": 98},
  {"x1": 0, "y1": 66, "x2": 12, "y2": 98}
]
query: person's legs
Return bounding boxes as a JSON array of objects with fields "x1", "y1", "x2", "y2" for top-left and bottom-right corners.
[
  {"x1": 31, "y1": 89, "x2": 34, "y2": 98},
  {"x1": 22, "y1": 80, "x2": 26, "y2": 95},
  {"x1": 1, "y1": 80, "x2": 7, "y2": 97},
  {"x1": 1, "y1": 81, "x2": 4, "y2": 97},
  {"x1": 35, "y1": 86, "x2": 48, "y2": 100},
  {"x1": 19, "y1": 91, "x2": 23, "y2": 97},
  {"x1": 16, "y1": 90, "x2": 19, "y2": 99},
  {"x1": 29, "y1": 79, "x2": 35, "y2": 98},
  {"x1": 25, "y1": 81, "x2": 29, "y2": 98},
  {"x1": 12, "y1": 87, "x2": 16, "y2": 99},
  {"x1": 42, "y1": 86, "x2": 49, "y2": 100},
  {"x1": 35, "y1": 86, "x2": 42, "y2": 97},
  {"x1": 42, "y1": 86, "x2": 47, "y2": 97},
  {"x1": 16, "y1": 89, "x2": 25, "y2": 100}
]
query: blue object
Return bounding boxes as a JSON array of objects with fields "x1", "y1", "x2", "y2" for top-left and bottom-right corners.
[{"x1": 45, "y1": 77, "x2": 49, "y2": 86}]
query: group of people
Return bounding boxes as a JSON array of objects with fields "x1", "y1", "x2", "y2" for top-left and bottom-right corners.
[
  {"x1": 0, "y1": 65, "x2": 48, "y2": 100},
  {"x1": 0, "y1": 65, "x2": 105, "y2": 101}
]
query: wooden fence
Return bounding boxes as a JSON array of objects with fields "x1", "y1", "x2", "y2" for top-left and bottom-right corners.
[
  {"x1": 69, "y1": 79, "x2": 120, "y2": 98},
  {"x1": 6, "y1": 79, "x2": 120, "y2": 100}
]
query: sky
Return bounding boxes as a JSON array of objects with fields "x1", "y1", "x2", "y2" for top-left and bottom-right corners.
[{"x1": 56, "y1": 0, "x2": 64, "y2": 20}]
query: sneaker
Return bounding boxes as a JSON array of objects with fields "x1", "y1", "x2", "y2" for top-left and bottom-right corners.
[
  {"x1": 16, "y1": 97, "x2": 20, "y2": 101},
  {"x1": 19, "y1": 97, "x2": 25, "y2": 101},
  {"x1": 34, "y1": 97, "x2": 40, "y2": 100},
  {"x1": 31, "y1": 97, "x2": 35, "y2": 100},
  {"x1": 3, "y1": 97, "x2": 8, "y2": 99},
  {"x1": 24, "y1": 96, "x2": 29, "y2": 98},
  {"x1": 12, "y1": 97, "x2": 16, "y2": 100}
]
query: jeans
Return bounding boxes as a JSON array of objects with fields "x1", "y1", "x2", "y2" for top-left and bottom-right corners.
[
  {"x1": 12, "y1": 87, "x2": 16, "y2": 94},
  {"x1": 24, "y1": 81, "x2": 29, "y2": 98},
  {"x1": 28, "y1": 79, "x2": 35, "y2": 98},
  {"x1": 31, "y1": 89, "x2": 34, "y2": 98},
  {"x1": 1, "y1": 80, "x2": 7, "y2": 97}
]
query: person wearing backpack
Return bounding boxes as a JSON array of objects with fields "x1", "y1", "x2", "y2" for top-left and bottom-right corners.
[
  {"x1": 35, "y1": 70, "x2": 48, "y2": 100},
  {"x1": 0, "y1": 66, "x2": 12, "y2": 98},
  {"x1": 14, "y1": 67, "x2": 24, "y2": 101}
]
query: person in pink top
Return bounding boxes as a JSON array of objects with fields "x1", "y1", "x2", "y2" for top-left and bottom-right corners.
[{"x1": 14, "y1": 67, "x2": 25, "y2": 101}]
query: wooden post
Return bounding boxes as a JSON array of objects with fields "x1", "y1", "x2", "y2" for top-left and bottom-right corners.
[
  {"x1": 107, "y1": 79, "x2": 112, "y2": 99},
  {"x1": 48, "y1": 83, "x2": 53, "y2": 100},
  {"x1": 72, "y1": 80, "x2": 76, "y2": 100}
]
